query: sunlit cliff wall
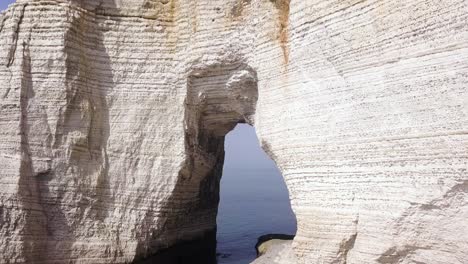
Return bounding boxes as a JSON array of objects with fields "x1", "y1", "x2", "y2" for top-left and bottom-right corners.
[{"x1": 0, "y1": 0, "x2": 467, "y2": 263}]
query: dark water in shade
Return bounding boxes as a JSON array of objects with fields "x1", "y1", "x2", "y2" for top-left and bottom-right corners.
[{"x1": 216, "y1": 125, "x2": 297, "y2": 264}]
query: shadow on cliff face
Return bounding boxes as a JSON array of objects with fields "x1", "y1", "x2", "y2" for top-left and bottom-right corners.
[
  {"x1": 15, "y1": 2, "x2": 115, "y2": 261},
  {"x1": 16, "y1": 12, "x2": 49, "y2": 262},
  {"x1": 134, "y1": 230, "x2": 218, "y2": 264},
  {"x1": 132, "y1": 120, "x2": 226, "y2": 264},
  {"x1": 49, "y1": 4, "x2": 115, "y2": 260},
  {"x1": 132, "y1": 63, "x2": 258, "y2": 264},
  {"x1": 132, "y1": 129, "x2": 222, "y2": 264}
]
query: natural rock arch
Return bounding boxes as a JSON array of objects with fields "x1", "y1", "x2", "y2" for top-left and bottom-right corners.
[
  {"x1": 133, "y1": 62, "x2": 261, "y2": 262},
  {"x1": 0, "y1": 1, "x2": 467, "y2": 263}
]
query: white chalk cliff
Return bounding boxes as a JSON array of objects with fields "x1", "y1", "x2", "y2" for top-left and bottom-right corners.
[{"x1": 0, "y1": 0, "x2": 467, "y2": 263}]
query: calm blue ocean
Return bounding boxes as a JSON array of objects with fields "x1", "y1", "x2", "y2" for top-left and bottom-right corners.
[
  {"x1": 216, "y1": 168, "x2": 296, "y2": 264},
  {"x1": 216, "y1": 125, "x2": 296, "y2": 264}
]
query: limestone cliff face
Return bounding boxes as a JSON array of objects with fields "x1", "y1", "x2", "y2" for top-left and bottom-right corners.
[{"x1": 0, "y1": 0, "x2": 467, "y2": 263}]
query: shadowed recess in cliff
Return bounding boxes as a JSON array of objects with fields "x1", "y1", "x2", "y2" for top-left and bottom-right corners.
[
  {"x1": 133, "y1": 62, "x2": 259, "y2": 263},
  {"x1": 133, "y1": 61, "x2": 296, "y2": 263},
  {"x1": 5, "y1": 1, "x2": 116, "y2": 261}
]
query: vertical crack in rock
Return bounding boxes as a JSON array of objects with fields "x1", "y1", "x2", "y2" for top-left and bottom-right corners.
[
  {"x1": 333, "y1": 214, "x2": 359, "y2": 264},
  {"x1": 3, "y1": 4, "x2": 28, "y2": 99},
  {"x1": 341, "y1": 233, "x2": 357, "y2": 264},
  {"x1": 6, "y1": 4, "x2": 27, "y2": 68},
  {"x1": 0, "y1": 13, "x2": 7, "y2": 34}
]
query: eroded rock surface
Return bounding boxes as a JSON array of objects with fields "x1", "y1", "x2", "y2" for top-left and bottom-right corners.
[
  {"x1": 253, "y1": 239, "x2": 296, "y2": 264},
  {"x1": 0, "y1": 0, "x2": 467, "y2": 263}
]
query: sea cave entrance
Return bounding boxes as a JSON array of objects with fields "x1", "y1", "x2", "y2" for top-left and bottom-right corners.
[
  {"x1": 159, "y1": 62, "x2": 297, "y2": 264},
  {"x1": 216, "y1": 124, "x2": 297, "y2": 264}
]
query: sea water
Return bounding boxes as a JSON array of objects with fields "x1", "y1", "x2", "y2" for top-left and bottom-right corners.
[{"x1": 216, "y1": 125, "x2": 296, "y2": 264}]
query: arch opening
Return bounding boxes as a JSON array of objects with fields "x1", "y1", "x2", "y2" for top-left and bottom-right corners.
[
  {"x1": 181, "y1": 63, "x2": 296, "y2": 263},
  {"x1": 216, "y1": 124, "x2": 296, "y2": 264},
  {"x1": 136, "y1": 63, "x2": 296, "y2": 263}
]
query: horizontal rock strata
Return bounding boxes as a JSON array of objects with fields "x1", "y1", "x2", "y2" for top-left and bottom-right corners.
[{"x1": 0, "y1": 0, "x2": 467, "y2": 263}]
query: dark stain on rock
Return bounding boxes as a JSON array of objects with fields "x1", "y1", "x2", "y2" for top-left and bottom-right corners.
[
  {"x1": 377, "y1": 245, "x2": 426, "y2": 264},
  {"x1": 143, "y1": 1, "x2": 153, "y2": 9},
  {"x1": 169, "y1": 0, "x2": 176, "y2": 19},
  {"x1": 340, "y1": 233, "x2": 357, "y2": 263},
  {"x1": 141, "y1": 0, "x2": 177, "y2": 22},
  {"x1": 270, "y1": 0, "x2": 291, "y2": 65},
  {"x1": 143, "y1": 0, "x2": 171, "y2": 9},
  {"x1": 231, "y1": 0, "x2": 252, "y2": 17},
  {"x1": 6, "y1": 4, "x2": 27, "y2": 68}
]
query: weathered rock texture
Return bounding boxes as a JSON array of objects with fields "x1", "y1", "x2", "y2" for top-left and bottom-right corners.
[
  {"x1": 1, "y1": 0, "x2": 467, "y2": 263},
  {"x1": 253, "y1": 239, "x2": 296, "y2": 264}
]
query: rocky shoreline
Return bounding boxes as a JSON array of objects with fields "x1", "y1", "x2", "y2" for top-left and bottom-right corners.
[{"x1": 252, "y1": 234, "x2": 296, "y2": 264}]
